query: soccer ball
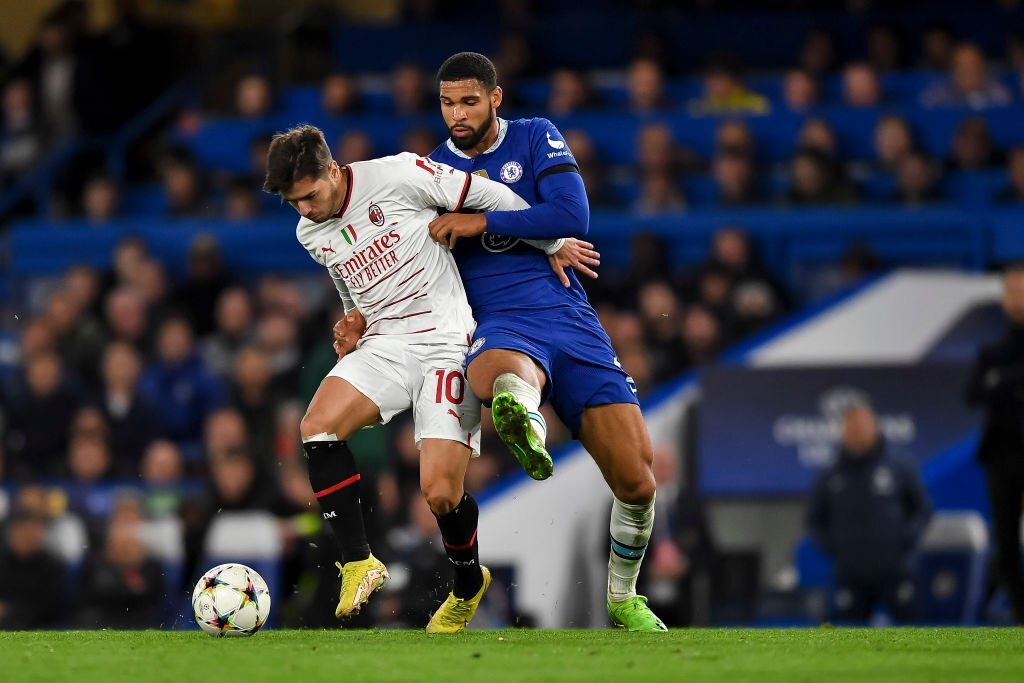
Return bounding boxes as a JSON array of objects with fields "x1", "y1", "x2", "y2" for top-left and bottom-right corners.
[{"x1": 192, "y1": 563, "x2": 271, "y2": 637}]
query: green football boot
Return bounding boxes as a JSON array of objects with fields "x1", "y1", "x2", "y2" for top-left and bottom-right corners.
[
  {"x1": 491, "y1": 391, "x2": 553, "y2": 480},
  {"x1": 607, "y1": 595, "x2": 668, "y2": 632}
]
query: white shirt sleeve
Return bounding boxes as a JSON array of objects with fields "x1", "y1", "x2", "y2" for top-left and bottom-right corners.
[
  {"x1": 521, "y1": 238, "x2": 565, "y2": 255},
  {"x1": 396, "y1": 153, "x2": 529, "y2": 212},
  {"x1": 329, "y1": 269, "x2": 356, "y2": 313}
]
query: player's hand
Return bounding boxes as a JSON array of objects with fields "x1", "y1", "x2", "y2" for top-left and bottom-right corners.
[
  {"x1": 547, "y1": 238, "x2": 600, "y2": 287},
  {"x1": 428, "y1": 212, "x2": 487, "y2": 249},
  {"x1": 332, "y1": 309, "x2": 366, "y2": 360}
]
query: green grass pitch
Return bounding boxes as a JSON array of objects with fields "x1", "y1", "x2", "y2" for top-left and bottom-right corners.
[{"x1": 2, "y1": 628, "x2": 1023, "y2": 682}]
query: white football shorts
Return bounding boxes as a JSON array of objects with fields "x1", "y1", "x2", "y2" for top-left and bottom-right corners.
[{"x1": 327, "y1": 337, "x2": 481, "y2": 456}]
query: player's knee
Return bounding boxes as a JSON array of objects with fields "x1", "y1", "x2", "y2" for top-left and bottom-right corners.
[
  {"x1": 421, "y1": 482, "x2": 460, "y2": 516},
  {"x1": 613, "y1": 467, "x2": 656, "y2": 505},
  {"x1": 300, "y1": 409, "x2": 337, "y2": 441}
]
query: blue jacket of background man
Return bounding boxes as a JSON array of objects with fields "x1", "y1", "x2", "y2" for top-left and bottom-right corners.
[{"x1": 807, "y1": 440, "x2": 933, "y2": 582}]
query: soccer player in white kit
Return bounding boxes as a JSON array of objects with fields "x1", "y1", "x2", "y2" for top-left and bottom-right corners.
[{"x1": 263, "y1": 125, "x2": 566, "y2": 633}]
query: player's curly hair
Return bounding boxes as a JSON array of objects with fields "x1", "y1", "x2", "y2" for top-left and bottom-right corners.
[
  {"x1": 436, "y1": 52, "x2": 497, "y2": 90},
  {"x1": 263, "y1": 125, "x2": 333, "y2": 195}
]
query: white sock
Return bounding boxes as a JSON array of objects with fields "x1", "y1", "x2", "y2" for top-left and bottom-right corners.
[
  {"x1": 607, "y1": 493, "x2": 655, "y2": 601},
  {"x1": 493, "y1": 372, "x2": 546, "y2": 445}
]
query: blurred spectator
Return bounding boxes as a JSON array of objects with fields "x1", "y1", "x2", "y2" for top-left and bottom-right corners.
[
  {"x1": 873, "y1": 116, "x2": 915, "y2": 172},
  {"x1": 893, "y1": 151, "x2": 942, "y2": 206},
  {"x1": 636, "y1": 445, "x2": 715, "y2": 627},
  {"x1": 202, "y1": 287, "x2": 255, "y2": 378},
  {"x1": 547, "y1": 68, "x2": 596, "y2": 116},
  {"x1": 141, "y1": 440, "x2": 184, "y2": 488},
  {"x1": 98, "y1": 341, "x2": 161, "y2": 475},
  {"x1": 837, "y1": 244, "x2": 883, "y2": 286},
  {"x1": 171, "y1": 234, "x2": 229, "y2": 336},
  {"x1": 995, "y1": 147, "x2": 1024, "y2": 203},
  {"x1": 337, "y1": 130, "x2": 374, "y2": 164},
  {"x1": 67, "y1": 435, "x2": 113, "y2": 483},
  {"x1": 1008, "y1": 31, "x2": 1024, "y2": 72},
  {"x1": 78, "y1": 518, "x2": 164, "y2": 628},
  {"x1": 688, "y1": 56, "x2": 770, "y2": 116},
  {"x1": 781, "y1": 69, "x2": 819, "y2": 112},
  {"x1": 137, "y1": 259, "x2": 172, "y2": 324},
  {"x1": 45, "y1": 288, "x2": 105, "y2": 387},
  {"x1": 235, "y1": 74, "x2": 273, "y2": 118},
  {"x1": 207, "y1": 447, "x2": 279, "y2": 512},
  {"x1": 947, "y1": 116, "x2": 1003, "y2": 171},
  {"x1": 626, "y1": 57, "x2": 669, "y2": 114},
  {"x1": 158, "y1": 146, "x2": 207, "y2": 216},
  {"x1": 401, "y1": 127, "x2": 440, "y2": 158},
  {"x1": 797, "y1": 118, "x2": 840, "y2": 160},
  {"x1": 694, "y1": 265, "x2": 734, "y2": 328},
  {"x1": 786, "y1": 148, "x2": 858, "y2": 205},
  {"x1": 920, "y1": 43, "x2": 1012, "y2": 109},
  {"x1": 626, "y1": 231, "x2": 672, "y2": 292},
  {"x1": 321, "y1": 72, "x2": 362, "y2": 116},
  {"x1": 248, "y1": 134, "x2": 272, "y2": 185},
  {"x1": 104, "y1": 287, "x2": 150, "y2": 352},
  {"x1": 4, "y1": 350, "x2": 81, "y2": 479},
  {"x1": 842, "y1": 62, "x2": 883, "y2": 108},
  {"x1": 866, "y1": 24, "x2": 905, "y2": 73},
  {"x1": 633, "y1": 171, "x2": 686, "y2": 215},
  {"x1": 712, "y1": 147, "x2": 762, "y2": 206},
  {"x1": 921, "y1": 24, "x2": 957, "y2": 71},
  {"x1": 256, "y1": 312, "x2": 302, "y2": 395},
  {"x1": 223, "y1": 177, "x2": 261, "y2": 221},
  {"x1": 965, "y1": 266, "x2": 1024, "y2": 624},
  {"x1": 700, "y1": 226, "x2": 789, "y2": 318},
  {"x1": 731, "y1": 280, "x2": 780, "y2": 338},
  {"x1": 391, "y1": 63, "x2": 432, "y2": 116},
  {"x1": 64, "y1": 263, "x2": 102, "y2": 321},
  {"x1": 799, "y1": 29, "x2": 838, "y2": 76},
  {"x1": 715, "y1": 119, "x2": 756, "y2": 159},
  {"x1": 807, "y1": 402, "x2": 932, "y2": 624},
  {"x1": 80, "y1": 171, "x2": 120, "y2": 223},
  {"x1": 0, "y1": 512, "x2": 66, "y2": 629},
  {"x1": 139, "y1": 317, "x2": 226, "y2": 448},
  {"x1": 100, "y1": 235, "x2": 149, "y2": 299},
  {"x1": 19, "y1": 6, "x2": 81, "y2": 141},
  {"x1": 563, "y1": 129, "x2": 611, "y2": 207},
  {"x1": 0, "y1": 79, "x2": 44, "y2": 186},
  {"x1": 231, "y1": 345, "x2": 281, "y2": 459},
  {"x1": 203, "y1": 408, "x2": 249, "y2": 461},
  {"x1": 680, "y1": 304, "x2": 722, "y2": 367},
  {"x1": 70, "y1": 405, "x2": 109, "y2": 450},
  {"x1": 636, "y1": 281, "x2": 687, "y2": 376},
  {"x1": 635, "y1": 122, "x2": 692, "y2": 176},
  {"x1": 18, "y1": 317, "x2": 57, "y2": 359}
]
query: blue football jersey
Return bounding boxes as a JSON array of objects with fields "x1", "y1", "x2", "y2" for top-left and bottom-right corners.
[{"x1": 429, "y1": 117, "x2": 591, "y2": 317}]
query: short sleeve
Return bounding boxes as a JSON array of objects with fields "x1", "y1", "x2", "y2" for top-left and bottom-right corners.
[
  {"x1": 393, "y1": 152, "x2": 472, "y2": 212},
  {"x1": 530, "y1": 118, "x2": 578, "y2": 177}
]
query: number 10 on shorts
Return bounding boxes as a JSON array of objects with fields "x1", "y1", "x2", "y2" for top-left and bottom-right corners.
[{"x1": 433, "y1": 370, "x2": 466, "y2": 405}]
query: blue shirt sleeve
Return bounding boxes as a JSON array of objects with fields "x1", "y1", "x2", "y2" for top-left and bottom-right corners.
[
  {"x1": 485, "y1": 171, "x2": 589, "y2": 239},
  {"x1": 484, "y1": 119, "x2": 588, "y2": 240}
]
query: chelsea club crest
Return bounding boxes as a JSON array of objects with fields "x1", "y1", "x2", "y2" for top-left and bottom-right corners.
[{"x1": 499, "y1": 161, "x2": 523, "y2": 184}]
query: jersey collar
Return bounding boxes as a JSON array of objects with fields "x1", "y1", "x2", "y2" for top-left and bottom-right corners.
[{"x1": 445, "y1": 117, "x2": 508, "y2": 159}]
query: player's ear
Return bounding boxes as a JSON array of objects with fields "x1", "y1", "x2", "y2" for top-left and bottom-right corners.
[{"x1": 491, "y1": 85, "x2": 503, "y2": 109}]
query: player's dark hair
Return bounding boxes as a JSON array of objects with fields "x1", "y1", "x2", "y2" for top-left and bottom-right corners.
[
  {"x1": 263, "y1": 125, "x2": 333, "y2": 195},
  {"x1": 436, "y1": 52, "x2": 497, "y2": 90}
]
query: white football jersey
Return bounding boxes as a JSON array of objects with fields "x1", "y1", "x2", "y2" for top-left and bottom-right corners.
[{"x1": 297, "y1": 152, "x2": 530, "y2": 344}]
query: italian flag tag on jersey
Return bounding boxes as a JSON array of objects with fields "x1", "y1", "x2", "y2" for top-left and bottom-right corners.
[{"x1": 340, "y1": 224, "x2": 358, "y2": 246}]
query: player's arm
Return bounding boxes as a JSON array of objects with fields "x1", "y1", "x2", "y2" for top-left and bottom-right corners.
[
  {"x1": 327, "y1": 270, "x2": 365, "y2": 358},
  {"x1": 482, "y1": 120, "x2": 589, "y2": 240}
]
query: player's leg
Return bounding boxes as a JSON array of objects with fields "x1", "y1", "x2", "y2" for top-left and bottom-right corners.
[
  {"x1": 467, "y1": 324, "x2": 553, "y2": 480},
  {"x1": 416, "y1": 352, "x2": 491, "y2": 632},
  {"x1": 303, "y1": 346, "x2": 414, "y2": 619},
  {"x1": 576, "y1": 402, "x2": 665, "y2": 632}
]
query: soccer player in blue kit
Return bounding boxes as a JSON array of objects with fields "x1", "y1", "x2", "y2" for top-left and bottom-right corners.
[{"x1": 427, "y1": 52, "x2": 666, "y2": 632}]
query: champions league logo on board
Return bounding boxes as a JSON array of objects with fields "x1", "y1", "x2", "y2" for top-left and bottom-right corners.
[{"x1": 772, "y1": 386, "x2": 916, "y2": 468}]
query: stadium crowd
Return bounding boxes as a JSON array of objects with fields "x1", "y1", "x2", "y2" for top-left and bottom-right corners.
[{"x1": 1, "y1": 0, "x2": 1022, "y2": 629}]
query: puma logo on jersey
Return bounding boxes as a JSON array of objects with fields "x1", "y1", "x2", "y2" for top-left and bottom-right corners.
[
  {"x1": 447, "y1": 409, "x2": 462, "y2": 424},
  {"x1": 322, "y1": 242, "x2": 336, "y2": 255}
]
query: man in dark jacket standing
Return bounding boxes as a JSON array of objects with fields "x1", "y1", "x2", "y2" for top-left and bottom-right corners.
[
  {"x1": 807, "y1": 401, "x2": 932, "y2": 623},
  {"x1": 966, "y1": 265, "x2": 1024, "y2": 623}
]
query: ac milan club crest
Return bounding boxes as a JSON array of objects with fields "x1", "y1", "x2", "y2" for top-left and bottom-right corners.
[{"x1": 368, "y1": 203, "x2": 385, "y2": 226}]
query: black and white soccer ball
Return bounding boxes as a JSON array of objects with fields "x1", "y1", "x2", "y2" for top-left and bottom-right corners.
[{"x1": 192, "y1": 563, "x2": 271, "y2": 637}]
